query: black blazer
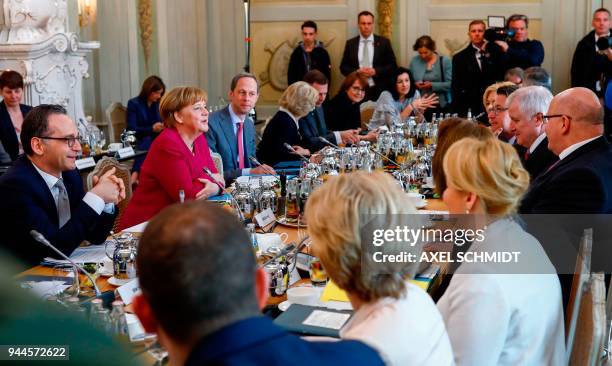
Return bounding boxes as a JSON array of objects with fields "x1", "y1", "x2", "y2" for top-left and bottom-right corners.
[
  {"x1": 339, "y1": 34, "x2": 397, "y2": 90},
  {"x1": 451, "y1": 43, "x2": 504, "y2": 117},
  {"x1": 0, "y1": 101, "x2": 32, "y2": 161},
  {"x1": 571, "y1": 30, "x2": 612, "y2": 95},
  {"x1": 257, "y1": 111, "x2": 305, "y2": 166},
  {"x1": 298, "y1": 106, "x2": 336, "y2": 152},
  {"x1": 0, "y1": 156, "x2": 115, "y2": 267},
  {"x1": 520, "y1": 136, "x2": 612, "y2": 214},
  {"x1": 324, "y1": 92, "x2": 361, "y2": 131},
  {"x1": 522, "y1": 137, "x2": 558, "y2": 180},
  {"x1": 287, "y1": 43, "x2": 332, "y2": 85}
]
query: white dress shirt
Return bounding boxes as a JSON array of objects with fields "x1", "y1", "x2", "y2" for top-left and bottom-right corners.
[
  {"x1": 437, "y1": 218, "x2": 566, "y2": 366},
  {"x1": 341, "y1": 282, "x2": 454, "y2": 366},
  {"x1": 558, "y1": 135, "x2": 600, "y2": 161},
  {"x1": 32, "y1": 161, "x2": 114, "y2": 215},
  {"x1": 358, "y1": 34, "x2": 375, "y2": 86}
]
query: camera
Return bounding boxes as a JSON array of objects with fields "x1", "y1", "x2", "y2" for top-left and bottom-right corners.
[
  {"x1": 484, "y1": 27, "x2": 516, "y2": 42},
  {"x1": 597, "y1": 36, "x2": 612, "y2": 52}
]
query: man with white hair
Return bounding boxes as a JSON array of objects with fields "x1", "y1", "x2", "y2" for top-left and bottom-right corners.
[{"x1": 506, "y1": 85, "x2": 558, "y2": 178}]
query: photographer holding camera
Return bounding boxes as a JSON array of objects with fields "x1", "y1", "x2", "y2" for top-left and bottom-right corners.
[
  {"x1": 571, "y1": 8, "x2": 612, "y2": 97},
  {"x1": 494, "y1": 14, "x2": 544, "y2": 70}
]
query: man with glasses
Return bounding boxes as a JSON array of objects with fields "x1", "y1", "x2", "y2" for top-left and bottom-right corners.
[
  {"x1": 521, "y1": 87, "x2": 612, "y2": 214},
  {"x1": 207, "y1": 73, "x2": 275, "y2": 184},
  {"x1": 340, "y1": 10, "x2": 397, "y2": 101},
  {"x1": 0, "y1": 104, "x2": 125, "y2": 267},
  {"x1": 506, "y1": 85, "x2": 557, "y2": 179},
  {"x1": 494, "y1": 14, "x2": 544, "y2": 71}
]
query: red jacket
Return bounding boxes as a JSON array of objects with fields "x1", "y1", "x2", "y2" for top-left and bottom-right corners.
[{"x1": 118, "y1": 127, "x2": 217, "y2": 230}]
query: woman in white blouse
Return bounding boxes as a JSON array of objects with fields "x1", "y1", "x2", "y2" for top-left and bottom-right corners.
[
  {"x1": 437, "y1": 137, "x2": 565, "y2": 365},
  {"x1": 305, "y1": 171, "x2": 454, "y2": 366}
]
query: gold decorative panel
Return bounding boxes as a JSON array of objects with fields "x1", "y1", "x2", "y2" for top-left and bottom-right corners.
[{"x1": 251, "y1": 20, "x2": 347, "y2": 104}]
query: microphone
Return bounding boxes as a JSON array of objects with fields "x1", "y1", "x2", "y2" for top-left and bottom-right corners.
[
  {"x1": 30, "y1": 230, "x2": 101, "y2": 297},
  {"x1": 472, "y1": 111, "x2": 486, "y2": 121},
  {"x1": 283, "y1": 143, "x2": 310, "y2": 164},
  {"x1": 259, "y1": 235, "x2": 310, "y2": 268},
  {"x1": 248, "y1": 156, "x2": 277, "y2": 176},
  {"x1": 318, "y1": 136, "x2": 341, "y2": 149},
  {"x1": 202, "y1": 167, "x2": 246, "y2": 223}
]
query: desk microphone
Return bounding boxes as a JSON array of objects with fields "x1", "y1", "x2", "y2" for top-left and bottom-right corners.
[
  {"x1": 283, "y1": 143, "x2": 310, "y2": 164},
  {"x1": 202, "y1": 167, "x2": 246, "y2": 223},
  {"x1": 319, "y1": 136, "x2": 401, "y2": 167},
  {"x1": 30, "y1": 230, "x2": 102, "y2": 297},
  {"x1": 248, "y1": 156, "x2": 277, "y2": 176},
  {"x1": 259, "y1": 235, "x2": 310, "y2": 268}
]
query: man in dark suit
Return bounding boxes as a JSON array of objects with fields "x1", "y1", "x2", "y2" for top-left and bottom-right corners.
[
  {"x1": 133, "y1": 202, "x2": 385, "y2": 366},
  {"x1": 521, "y1": 87, "x2": 612, "y2": 214},
  {"x1": 451, "y1": 20, "x2": 505, "y2": 118},
  {"x1": 0, "y1": 105, "x2": 125, "y2": 267},
  {"x1": 340, "y1": 10, "x2": 397, "y2": 101},
  {"x1": 206, "y1": 73, "x2": 275, "y2": 184},
  {"x1": 299, "y1": 70, "x2": 359, "y2": 152},
  {"x1": 0, "y1": 70, "x2": 32, "y2": 162},
  {"x1": 571, "y1": 8, "x2": 612, "y2": 96},
  {"x1": 494, "y1": 14, "x2": 544, "y2": 71},
  {"x1": 506, "y1": 85, "x2": 558, "y2": 179}
]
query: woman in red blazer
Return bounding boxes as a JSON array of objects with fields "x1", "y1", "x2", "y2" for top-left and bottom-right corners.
[{"x1": 118, "y1": 86, "x2": 221, "y2": 230}]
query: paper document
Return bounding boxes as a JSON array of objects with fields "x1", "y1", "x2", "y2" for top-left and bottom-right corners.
[
  {"x1": 123, "y1": 221, "x2": 148, "y2": 233},
  {"x1": 42, "y1": 241, "x2": 115, "y2": 265},
  {"x1": 302, "y1": 310, "x2": 351, "y2": 330}
]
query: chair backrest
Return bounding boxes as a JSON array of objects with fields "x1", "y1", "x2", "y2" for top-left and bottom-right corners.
[
  {"x1": 360, "y1": 101, "x2": 377, "y2": 130},
  {"x1": 569, "y1": 272, "x2": 606, "y2": 366},
  {"x1": 86, "y1": 157, "x2": 132, "y2": 232},
  {"x1": 105, "y1": 102, "x2": 127, "y2": 143},
  {"x1": 210, "y1": 150, "x2": 224, "y2": 178},
  {"x1": 566, "y1": 228, "x2": 594, "y2": 358}
]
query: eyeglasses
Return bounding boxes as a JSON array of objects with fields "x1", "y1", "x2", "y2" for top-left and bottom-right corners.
[
  {"x1": 38, "y1": 135, "x2": 81, "y2": 148},
  {"x1": 487, "y1": 106, "x2": 508, "y2": 115},
  {"x1": 541, "y1": 114, "x2": 572, "y2": 124},
  {"x1": 350, "y1": 86, "x2": 365, "y2": 94}
]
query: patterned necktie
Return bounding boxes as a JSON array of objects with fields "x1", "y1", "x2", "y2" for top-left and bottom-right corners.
[
  {"x1": 362, "y1": 39, "x2": 371, "y2": 67},
  {"x1": 54, "y1": 179, "x2": 71, "y2": 228},
  {"x1": 237, "y1": 121, "x2": 245, "y2": 169}
]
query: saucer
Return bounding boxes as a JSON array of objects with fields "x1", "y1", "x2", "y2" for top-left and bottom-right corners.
[
  {"x1": 108, "y1": 276, "x2": 132, "y2": 286},
  {"x1": 278, "y1": 300, "x2": 292, "y2": 312}
]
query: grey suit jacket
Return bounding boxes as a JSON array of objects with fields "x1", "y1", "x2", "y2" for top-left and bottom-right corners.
[{"x1": 206, "y1": 106, "x2": 256, "y2": 182}]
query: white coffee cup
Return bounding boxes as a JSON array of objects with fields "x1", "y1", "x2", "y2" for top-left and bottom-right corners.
[
  {"x1": 287, "y1": 286, "x2": 320, "y2": 306},
  {"x1": 108, "y1": 143, "x2": 122, "y2": 152},
  {"x1": 406, "y1": 192, "x2": 426, "y2": 207},
  {"x1": 256, "y1": 232, "x2": 289, "y2": 253}
]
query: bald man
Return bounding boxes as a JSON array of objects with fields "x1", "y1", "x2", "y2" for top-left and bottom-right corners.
[{"x1": 520, "y1": 87, "x2": 612, "y2": 213}]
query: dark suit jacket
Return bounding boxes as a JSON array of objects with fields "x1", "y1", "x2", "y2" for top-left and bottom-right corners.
[
  {"x1": 520, "y1": 136, "x2": 612, "y2": 214},
  {"x1": 451, "y1": 43, "x2": 504, "y2": 117},
  {"x1": 571, "y1": 30, "x2": 612, "y2": 95},
  {"x1": 298, "y1": 106, "x2": 336, "y2": 152},
  {"x1": 287, "y1": 42, "x2": 332, "y2": 85},
  {"x1": 0, "y1": 156, "x2": 115, "y2": 267},
  {"x1": 521, "y1": 137, "x2": 558, "y2": 180},
  {"x1": 206, "y1": 106, "x2": 256, "y2": 182},
  {"x1": 126, "y1": 96, "x2": 161, "y2": 150},
  {"x1": 257, "y1": 111, "x2": 304, "y2": 166},
  {"x1": 0, "y1": 101, "x2": 32, "y2": 161},
  {"x1": 184, "y1": 316, "x2": 384, "y2": 366},
  {"x1": 340, "y1": 34, "x2": 397, "y2": 91},
  {"x1": 324, "y1": 91, "x2": 361, "y2": 131}
]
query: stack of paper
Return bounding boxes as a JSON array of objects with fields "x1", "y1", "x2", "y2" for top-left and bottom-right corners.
[{"x1": 41, "y1": 241, "x2": 115, "y2": 266}]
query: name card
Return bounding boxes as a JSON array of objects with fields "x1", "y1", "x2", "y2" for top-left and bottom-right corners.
[
  {"x1": 255, "y1": 208, "x2": 276, "y2": 228},
  {"x1": 75, "y1": 157, "x2": 96, "y2": 170},
  {"x1": 114, "y1": 278, "x2": 140, "y2": 305},
  {"x1": 117, "y1": 146, "x2": 135, "y2": 158}
]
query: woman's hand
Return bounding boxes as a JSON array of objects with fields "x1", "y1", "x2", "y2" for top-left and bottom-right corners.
[
  {"x1": 195, "y1": 178, "x2": 221, "y2": 200},
  {"x1": 358, "y1": 128, "x2": 380, "y2": 142},
  {"x1": 292, "y1": 145, "x2": 310, "y2": 156},
  {"x1": 152, "y1": 122, "x2": 164, "y2": 133},
  {"x1": 412, "y1": 94, "x2": 439, "y2": 112}
]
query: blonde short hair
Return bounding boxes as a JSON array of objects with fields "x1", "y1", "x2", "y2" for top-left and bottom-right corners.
[
  {"x1": 305, "y1": 172, "x2": 422, "y2": 303},
  {"x1": 443, "y1": 138, "x2": 530, "y2": 215},
  {"x1": 160, "y1": 86, "x2": 208, "y2": 128},
  {"x1": 482, "y1": 81, "x2": 516, "y2": 109},
  {"x1": 279, "y1": 81, "x2": 318, "y2": 118}
]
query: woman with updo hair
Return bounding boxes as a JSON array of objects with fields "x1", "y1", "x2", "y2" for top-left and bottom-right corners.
[
  {"x1": 305, "y1": 171, "x2": 454, "y2": 366},
  {"x1": 436, "y1": 138, "x2": 565, "y2": 365}
]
